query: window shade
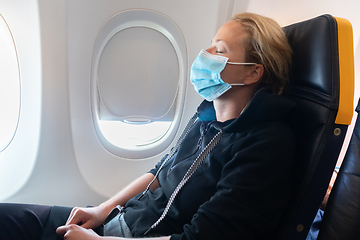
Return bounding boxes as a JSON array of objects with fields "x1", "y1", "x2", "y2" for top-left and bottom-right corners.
[{"x1": 97, "y1": 26, "x2": 179, "y2": 124}]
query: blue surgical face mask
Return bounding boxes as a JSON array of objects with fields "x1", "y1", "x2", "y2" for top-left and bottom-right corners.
[{"x1": 190, "y1": 49, "x2": 257, "y2": 101}]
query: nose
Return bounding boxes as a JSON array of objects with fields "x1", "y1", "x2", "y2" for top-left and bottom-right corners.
[{"x1": 205, "y1": 46, "x2": 215, "y2": 54}]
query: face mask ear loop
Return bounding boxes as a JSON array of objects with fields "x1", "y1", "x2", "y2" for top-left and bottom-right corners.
[
  {"x1": 227, "y1": 62, "x2": 258, "y2": 86},
  {"x1": 227, "y1": 62, "x2": 257, "y2": 65}
]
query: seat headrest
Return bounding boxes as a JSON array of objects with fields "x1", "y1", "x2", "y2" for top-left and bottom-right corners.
[
  {"x1": 284, "y1": 14, "x2": 354, "y2": 124},
  {"x1": 284, "y1": 14, "x2": 339, "y2": 106}
]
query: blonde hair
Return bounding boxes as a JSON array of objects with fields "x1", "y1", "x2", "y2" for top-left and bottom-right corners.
[{"x1": 232, "y1": 12, "x2": 292, "y2": 95}]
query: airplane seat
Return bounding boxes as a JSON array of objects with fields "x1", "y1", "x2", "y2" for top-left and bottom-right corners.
[
  {"x1": 317, "y1": 98, "x2": 360, "y2": 240},
  {"x1": 272, "y1": 14, "x2": 355, "y2": 240}
]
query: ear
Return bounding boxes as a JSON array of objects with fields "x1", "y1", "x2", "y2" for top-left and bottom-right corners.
[{"x1": 243, "y1": 64, "x2": 264, "y2": 85}]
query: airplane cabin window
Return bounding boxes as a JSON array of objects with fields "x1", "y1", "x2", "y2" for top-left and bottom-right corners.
[
  {"x1": 91, "y1": 10, "x2": 187, "y2": 158},
  {"x1": 0, "y1": 14, "x2": 21, "y2": 153}
]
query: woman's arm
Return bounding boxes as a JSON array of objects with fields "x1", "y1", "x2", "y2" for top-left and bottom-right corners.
[
  {"x1": 99, "y1": 172, "x2": 159, "y2": 215},
  {"x1": 64, "y1": 173, "x2": 159, "y2": 229}
]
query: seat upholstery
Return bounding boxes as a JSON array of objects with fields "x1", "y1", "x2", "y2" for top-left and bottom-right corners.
[
  {"x1": 271, "y1": 14, "x2": 354, "y2": 240},
  {"x1": 317, "y1": 99, "x2": 360, "y2": 240}
]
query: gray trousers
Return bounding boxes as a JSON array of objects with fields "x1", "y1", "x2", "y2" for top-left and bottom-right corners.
[{"x1": 103, "y1": 212, "x2": 133, "y2": 238}]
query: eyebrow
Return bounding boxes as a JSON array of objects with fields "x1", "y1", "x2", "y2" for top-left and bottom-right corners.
[
  {"x1": 211, "y1": 39, "x2": 224, "y2": 44},
  {"x1": 211, "y1": 40, "x2": 230, "y2": 52},
  {"x1": 211, "y1": 39, "x2": 230, "y2": 48}
]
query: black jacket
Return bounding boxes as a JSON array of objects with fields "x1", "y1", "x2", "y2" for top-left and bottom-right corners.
[{"x1": 124, "y1": 88, "x2": 297, "y2": 239}]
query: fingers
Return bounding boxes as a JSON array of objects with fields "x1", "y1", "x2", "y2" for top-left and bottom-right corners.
[
  {"x1": 66, "y1": 207, "x2": 81, "y2": 225},
  {"x1": 66, "y1": 207, "x2": 92, "y2": 226},
  {"x1": 79, "y1": 218, "x2": 94, "y2": 229},
  {"x1": 56, "y1": 224, "x2": 100, "y2": 240},
  {"x1": 56, "y1": 225, "x2": 68, "y2": 236},
  {"x1": 65, "y1": 207, "x2": 97, "y2": 229}
]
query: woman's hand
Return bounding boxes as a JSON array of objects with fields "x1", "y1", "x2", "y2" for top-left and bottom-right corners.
[
  {"x1": 57, "y1": 206, "x2": 110, "y2": 239},
  {"x1": 56, "y1": 224, "x2": 101, "y2": 240},
  {"x1": 57, "y1": 224, "x2": 171, "y2": 240},
  {"x1": 65, "y1": 206, "x2": 109, "y2": 229}
]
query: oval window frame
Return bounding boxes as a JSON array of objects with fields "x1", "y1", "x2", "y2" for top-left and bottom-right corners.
[
  {"x1": 90, "y1": 9, "x2": 187, "y2": 159},
  {"x1": 0, "y1": 14, "x2": 21, "y2": 153}
]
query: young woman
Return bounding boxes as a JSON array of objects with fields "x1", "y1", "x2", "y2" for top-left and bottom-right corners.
[{"x1": 0, "y1": 12, "x2": 295, "y2": 240}]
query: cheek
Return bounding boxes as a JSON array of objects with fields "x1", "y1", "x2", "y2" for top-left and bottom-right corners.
[{"x1": 220, "y1": 65, "x2": 244, "y2": 83}]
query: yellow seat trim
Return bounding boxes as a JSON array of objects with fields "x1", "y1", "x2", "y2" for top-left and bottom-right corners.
[{"x1": 334, "y1": 17, "x2": 355, "y2": 125}]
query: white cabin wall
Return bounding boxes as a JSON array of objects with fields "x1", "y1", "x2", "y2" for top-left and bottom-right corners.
[
  {"x1": 0, "y1": 0, "x2": 237, "y2": 206},
  {"x1": 0, "y1": 0, "x2": 42, "y2": 202},
  {"x1": 1, "y1": 0, "x2": 107, "y2": 206},
  {"x1": 1, "y1": 0, "x2": 358, "y2": 207}
]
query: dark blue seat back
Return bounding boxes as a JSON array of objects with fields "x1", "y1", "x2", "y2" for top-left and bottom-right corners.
[
  {"x1": 272, "y1": 14, "x2": 354, "y2": 240},
  {"x1": 317, "y1": 99, "x2": 360, "y2": 240}
]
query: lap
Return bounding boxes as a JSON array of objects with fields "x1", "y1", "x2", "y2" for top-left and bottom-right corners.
[
  {"x1": 0, "y1": 203, "x2": 52, "y2": 240},
  {"x1": 0, "y1": 203, "x2": 72, "y2": 240},
  {"x1": 0, "y1": 203, "x2": 106, "y2": 240},
  {"x1": 41, "y1": 205, "x2": 73, "y2": 240}
]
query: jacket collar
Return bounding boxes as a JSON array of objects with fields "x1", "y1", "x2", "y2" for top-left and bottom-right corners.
[{"x1": 196, "y1": 88, "x2": 297, "y2": 133}]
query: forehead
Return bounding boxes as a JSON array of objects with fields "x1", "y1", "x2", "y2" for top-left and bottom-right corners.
[{"x1": 212, "y1": 20, "x2": 249, "y2": 47}]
